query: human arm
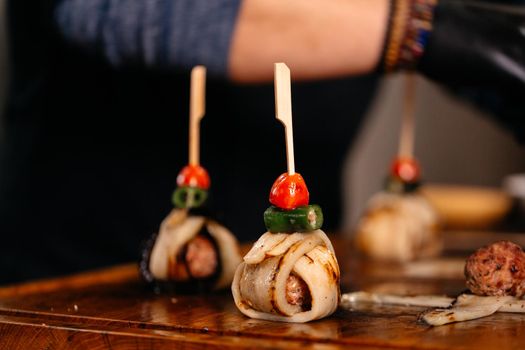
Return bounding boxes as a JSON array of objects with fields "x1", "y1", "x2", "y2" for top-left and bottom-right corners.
[
  {"x1": 54, "y1": 0, "x2": 389, "y2": 79},
  {"x1": 228, "y1": 0, "x2": 389, "y2": 82}
]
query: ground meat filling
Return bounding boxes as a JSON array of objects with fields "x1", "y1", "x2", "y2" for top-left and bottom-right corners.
[
  {"x1": 465, "y1": 241, "x2": 525, "y2": 297},
  {"x1": 286, "y1": 274, "x2": 312, "y2": 310},
  {"x1": 185, "y1": 234, "x2": 219, "y2": 279}
]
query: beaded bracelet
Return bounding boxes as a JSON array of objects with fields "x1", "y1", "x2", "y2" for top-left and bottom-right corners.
[{"x1": 381, "y1": 0, "x2": 438, "y2": 73}]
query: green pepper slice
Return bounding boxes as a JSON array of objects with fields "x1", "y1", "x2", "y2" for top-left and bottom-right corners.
[
  {"x1": 264, "y1": 205, "x2": 323, "y2": 233},
  {"x1": 172, "y1": 186, "x2": 208, "y2": 209},
  {"x1": 384, "y1": 176, "x2": 420, "y2": 194}
]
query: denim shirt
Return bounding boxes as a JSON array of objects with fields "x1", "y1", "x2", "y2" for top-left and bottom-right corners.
[{"x1": 55, "y1": 0, "x2": 242, "y2": 75}]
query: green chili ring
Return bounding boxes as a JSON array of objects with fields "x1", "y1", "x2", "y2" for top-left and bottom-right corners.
[
  {"x1": 264, "y1": 205, "x2": 324, "y2": 233},
  {"x1": 384, "y1": 176, "x2": 420, "y2": 194},
  {"x1": 172, "y1": 186, "x2": 208, "y2": 209}
]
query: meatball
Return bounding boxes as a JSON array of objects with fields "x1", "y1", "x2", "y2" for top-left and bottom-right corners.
[
  {"x1": 185, "y1": 235, "x2": 218, "y2": 278},
  {"x1": 286, "y1": 274, "x2": 311, "y2": 310},
  {"x1": 465, "y1": 241, "x2": 525, "y2": 297}
]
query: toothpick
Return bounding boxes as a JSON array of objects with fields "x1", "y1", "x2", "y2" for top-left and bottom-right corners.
[
  {"x1": 274, "y1": 63, "x2": 295, "y2": 175},
  {"x1": 189, "y1": 66, "x2": 206, "y2": 166},
  {"x1": 398, "y1": 73, "x2": 416, "y2": 159}
]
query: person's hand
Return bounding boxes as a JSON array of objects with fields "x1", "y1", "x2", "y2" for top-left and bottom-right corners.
[
  {"x1": 418, "y1": 0, "x2": 525, "y2": 91},
  {"x1": 421, "y1": 0, "x2": 525, "y2": 140},
  {"x1": 381, "y1": 0, "x2": 525, "y2": 140}
]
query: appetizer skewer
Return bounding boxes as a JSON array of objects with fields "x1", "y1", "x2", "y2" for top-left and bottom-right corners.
[
  {"x1": 232, "y1": 63, "x2": 340, "y2": 323},
  {"x1": 355, "y1": 74, "x2": 441, "y2": 262},
  {"x1": 140, "y1": 66, "x2": 242, "y2": 293}
]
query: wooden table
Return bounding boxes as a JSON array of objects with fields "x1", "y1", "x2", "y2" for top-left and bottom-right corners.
[{"x1": 1, "y1": 232, "x2": 525, "y2": 349}]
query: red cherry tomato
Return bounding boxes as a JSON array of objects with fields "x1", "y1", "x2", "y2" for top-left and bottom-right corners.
[
  {"x1": 177, "y1": 164, "x2": 211, "y2": 190},
  {"x1": 269, "y1": 172, "x2": 309, "y2": 210},
  {"x1": 391, "y1": 158, "x2": 420, "y2": 183}
]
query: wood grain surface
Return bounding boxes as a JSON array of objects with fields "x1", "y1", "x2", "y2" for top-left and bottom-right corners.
[{"x1": 1, "y1": 233, "x2": 525, "y2": 349}]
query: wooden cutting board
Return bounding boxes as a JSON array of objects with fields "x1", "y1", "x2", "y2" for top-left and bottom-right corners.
[{"x1": 1, "y1": 233, "x2": 525, "y2": 349}]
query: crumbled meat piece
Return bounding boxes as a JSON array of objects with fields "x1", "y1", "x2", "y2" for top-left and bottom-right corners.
[
  {"x1": 465, "y1": 241, "x2": 525, "y2": 297},
  {"x1": 286, "y1": 274, "x2": 311, "y2": 309},
  {"x1": 185, "y1": 235, "x2": 218, "y2": 278}
]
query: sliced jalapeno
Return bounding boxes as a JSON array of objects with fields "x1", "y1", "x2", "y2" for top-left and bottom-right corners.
[
  {"x1": 172, "y1": 186, "x2": 208, "y2": 209},
  {"x1": 384, "y1": 176, "x2": 420, "y2": 194},
  {"x1": 264, "y1": 205, "x2": 323, "y2": 233}
]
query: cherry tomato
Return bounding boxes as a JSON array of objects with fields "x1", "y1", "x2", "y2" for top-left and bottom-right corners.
[
  {"x1": 391, "y1": 157, "x2": 420, "y2": 183},
  {"x1": 269, "y1": 172, "x2": 309, "y2": 210},
  {"x1": 176, "y1": 164, "x2": 211, "y2": 190}
]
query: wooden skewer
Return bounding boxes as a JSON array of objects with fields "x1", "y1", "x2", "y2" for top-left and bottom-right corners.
[
  {"x1": 398, "y1": 73, "x2": 416, "y2": 159},
  {"x1": 189, "y1": 66, "x2": 206, "y2": 166},
  {"x1": 274, "y1": 63, "x2": 295, "y2": 175}
]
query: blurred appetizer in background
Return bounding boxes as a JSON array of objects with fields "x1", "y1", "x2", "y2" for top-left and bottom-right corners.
[
  {"x1": 355, "y1": 157, "x2": 441, "y2": 262},
  {"x1": 355, "y1": 74, "x2": 441, "y2": 262},
  {"x1": 140, "y1": 67, "x2": 241, "y2": 293},
  {"x1": 232, "y1": 63, "x2": 340, "y2": 323}
]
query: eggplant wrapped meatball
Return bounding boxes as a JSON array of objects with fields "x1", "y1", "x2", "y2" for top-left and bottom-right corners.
[
  {"x1": 356, "y1": 192, "x2": 441, "y2": 262},
  {"x1": 141, "y1": 208, "x2": 242, "y2": 293},
  {"x1": 465, "y1": 241, "x2": 525, "y2": 297},
  {"x1": 232, "y1": 230, "x2": 340, "y2": 323},
  {"x1": 355, "y1": 157, "x2": 442, "y2": 262}
]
